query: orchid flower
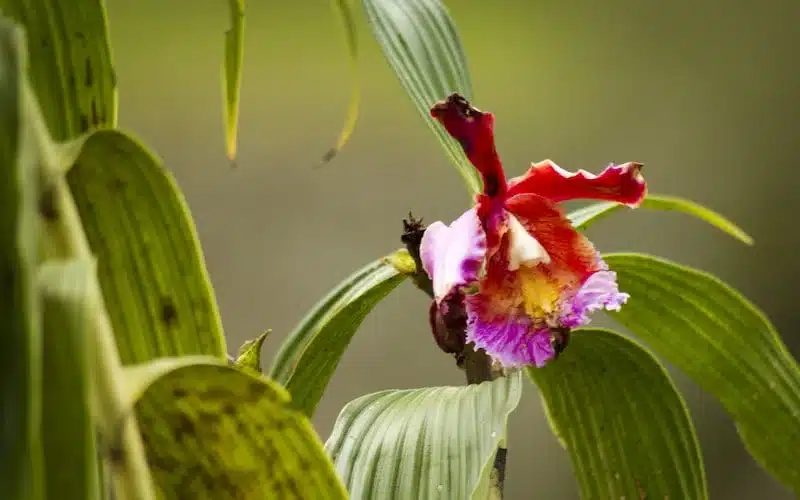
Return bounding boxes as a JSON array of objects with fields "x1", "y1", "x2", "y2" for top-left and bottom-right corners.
[{"x1": 420, "y1": 94, "x2": 647, "y2": 368}]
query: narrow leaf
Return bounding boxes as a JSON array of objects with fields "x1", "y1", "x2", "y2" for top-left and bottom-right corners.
[
  {"x1": 607, "y1": 253, "x2": 800, "y2": 492},
  {"x1": 235, "y1": 330, "x2": 270, "y2": 373},
  {"x1": 223, "y1": 0, "x2": 244, "y2": 162},
  {"x1": 65, "y1": 130, "x2": 226, "y2": 363},
  {"x1": 321, "y1": 0, "x2": 360, "y2": 164},
  {"x1": 362, "y1": 0, "x2": 480, "y2": 193},
  {"x1": 325, "y1": 372, "x2": 522, "y2": 500},
  {"x1": 269, "y1": 249, "x2": 412, "y2": 417},
  {"x1": 569, "y1": 194, "x2": 753, "y2": 244},
  {"x1": 528, "y1": 328, "x2": 708, "y2": 500},
  {"x1": 0, "y1": 0, "x2": 117, "y2": 139},
  {"x1": 0, "y1": 17, "x2": 43, "y2": 500},
  {"x1": 39, "y1": 260, "x2": 101, "y2": 500},
  {"x1": 127, "y1": 359, "x2": 347, "y2": 499}
]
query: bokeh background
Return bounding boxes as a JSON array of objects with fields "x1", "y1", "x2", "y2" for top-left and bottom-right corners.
[{"x1": 106, "y1": 0, "x2": 799, "y2": 498}]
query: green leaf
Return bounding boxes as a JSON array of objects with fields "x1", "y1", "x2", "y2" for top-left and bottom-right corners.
[
  {"x1": 321, "y1": 0, "x2": 360, "y2": 164},
  {"x1": 527, "y1": 328, "x2": 708, "y2": 500},
  {"x1": 235, "y1": 330, "x2": 270, "y2": 373},
  {"x1": 607, "y1": 253, "x2": 800, "y2": 493},
  {"x1": 0, "y1": 17, "x2": 43, "y2": 500},
  {"x1": 127, "y1": 358, "x2": 347, "y2": 499},
  {"x1": 269, "y1": 249, "x2": 411, "y2": 417},
  {"x1": 39, "y1": 260, "x2": 101, "y2": 500},
  {"x1": 66, "y1": 130, "x2": 226, "y2": 364},
  {"x1": 362, "y1": 0, "x2": 480, "y2": 194},
  {"x1": 568, "y1": 194, "x2": 753, "y2": 244},
  {"x1": 0, "y1": 0, "x2": 116, "y2": 140},
  {"x1": 223, "y1": 0, "x2": 244, "y2": 162},
  {"x1": 325, "y1": 372, "x2": 522, "y2": 500}
]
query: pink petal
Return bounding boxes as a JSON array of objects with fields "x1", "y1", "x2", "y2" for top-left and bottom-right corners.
[
  {"x1": 507, "y1": 160, "x2": 647, "y2": 206},
  {"x1": 420, "y1": 207, "x2": 487, "y2": 304},
  {"x1": 464, "y1": 294, "x2": 556, "y2": 368}
]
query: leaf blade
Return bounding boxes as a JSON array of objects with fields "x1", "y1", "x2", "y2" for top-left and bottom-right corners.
[
  {"x1": 66, "y1": 130, "x2": 226, "y2": 363},
  {"x1": 269, "y1": 250, "x2": 411, "y2": 417},
  {"x1": 128, "y1": 359, "x2": 347, "y2": 500},
  {"x1": 0, "y1": 0, "x2": 116, "y2": 139},
  {"x1": 568, "y1": 194, "x2": 753, "y2": 244},
  {"x1": 607, "y1": 253, "x2": 800, "y2": 492},
  {"x1": 223, "y1": 0, "x2": 244, "y2": 161},
  {"x1": 528, "y1": 328, "x2": 708, "y2": 500},
  {"x1": 325, "y1": 372, "x2": 522, "y2": 500},
  {"x1": 362, "y1": 0, "x2": 480, "y2": 193}
]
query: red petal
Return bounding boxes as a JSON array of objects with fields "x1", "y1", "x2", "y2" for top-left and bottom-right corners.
[
  {"x1": 504, "y1": 193, "x2": 600, "y2": 283},
  {"x1": 507, "y1": 160, "x2": 647, "y2": 206},
  {"x1": 430, "y1": 94, "x2": 507, "y2": 198}
]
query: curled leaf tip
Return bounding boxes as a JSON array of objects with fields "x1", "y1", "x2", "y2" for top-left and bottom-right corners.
[{"x1": 235, "y1": 330, "x2": 271, "y2": 373}]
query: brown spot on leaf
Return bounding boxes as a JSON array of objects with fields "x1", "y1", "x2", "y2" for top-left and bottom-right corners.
[{"x1": 160, "y1": 297, "x2": 178, "y2": 326}]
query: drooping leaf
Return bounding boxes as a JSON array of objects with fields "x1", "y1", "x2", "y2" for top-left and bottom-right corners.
[
  {"x1": 527, "y1": 328, "x2": 708, "y2": 500},
  {"x1": 362, "y1": 0, "x2": 480, "y2": 193},
  {"x1": 269, "y1": 249, "x2": 413, "y2": 417},
  {"x1": 325, "y1": 371, "x2": 522, "y2": 500},
  {"x1": 39, "y1": 260, "x2": 101, "y2": 500},
  {"x1": 568, "y1": 194, "x2": 753, "y2": 244},
  {"x1": 0, "y1": 0, "x2": 116, "y2": 139},
  {"x1": 606, "y1": 253, "x2": 800, "y2": 493},
  {"x1": 235, "y1": 330, "x2": 270, "y2": 373},
  {"x1": 66, "y1": 130, "x2": 226, "y2": 364},
  {"x1": 0, "y1": 17, "x2": 42, "y2": 500},
  {"x1": 223, "y1": 0, "x2": 244, "y2": 162},
  {"x1": 321, "y1": 0, "x2": 360, "y2": 164},
  {"x1": 126, "y1": 359, "x2": 347, "y2": 499}
]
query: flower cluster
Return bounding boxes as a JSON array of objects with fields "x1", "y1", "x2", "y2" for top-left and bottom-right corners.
[{"x1": 420, "y1": 94, "x2": 647, "y2": 368}]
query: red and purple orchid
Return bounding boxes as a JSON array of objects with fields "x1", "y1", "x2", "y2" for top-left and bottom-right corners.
[{"x1": 420, "y1": 94, "x2": 647, "y2": 368}]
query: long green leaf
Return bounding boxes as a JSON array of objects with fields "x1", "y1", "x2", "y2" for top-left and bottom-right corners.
[
  {"x1": 528, "y1": 328, "x2": 708, "y2": 500},
  {"x1": 269, "y1": 249, "x2": 413, "y2": 417},
  {"x1": 568, "y1": 194, "x2": 753, "y2": 244},
  {"x1": 321, "y1": 0, "x2": 360, "y2": 164},
  {"x1": 0, "y1": 0, "x2": 116, "y2": 139},
  {"x1": 66, "y1": 130, "x2": 226, "y2": 364},
  {"x1": 325, "y1": 372, "x2": 522, "y2": 500},
  {"x1": 126, "y1": 358, "x2": 347, "y2": 499},
  {"x1": 607, "y1": 253, "x2": 800, "y2": 493},
  {"x1": 223, "y1": 0, "x2": 244, "y2": 161},
  {"x1": 39, "y1": 260, "x2": 101, "y2": 500},
  {"x1": 0, "y1": 17, "x2": 42, "y2": 500},
  {"x1": 362, "y1": 0, "x2": 480, "y2": 193}
]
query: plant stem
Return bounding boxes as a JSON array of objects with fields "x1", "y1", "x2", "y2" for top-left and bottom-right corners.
[
  {"x1": 402, "y1": 214, "x2": 508, "y2": 500},
  {"x1": 34, "y1": 96, "x2": 156, "y2": 500}
]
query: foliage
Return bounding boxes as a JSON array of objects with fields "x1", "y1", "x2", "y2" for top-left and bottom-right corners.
[{"x1": 0, "y1": 0, "x2": 797, "y2": 499}]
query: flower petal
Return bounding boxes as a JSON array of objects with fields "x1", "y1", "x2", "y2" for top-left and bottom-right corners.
[
  {"x1": 507, "y1": 160, "x2": 647, "y2": 206},
  {"x1": 420, "y1": 207, "x2": 487, "y2": 304},
  {"x1": 559, "y1": 267, "x2": 629, "y2": 329},
  {"x1": 430, "y1": 94, "x2": 507, "y2": 197},
  {"x1": 504, "y1": 193, "x2": 599, "y2": 283},
  {"x1": 464, "y1": 294, "x2": 555, "y2": 368}
]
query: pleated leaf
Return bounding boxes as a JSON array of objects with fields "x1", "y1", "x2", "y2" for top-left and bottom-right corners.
[
  {"x1": 325, "y1": 371, "x2": 522, "y2": 500},
  {"x1": 568, "y1": 193, "x2": 753, "y2": 244},
  {"x1": 607, "y1": 253, "x2": 800, "y2": 493},
  {"x1": 528, "y1": 328, "x2": 708, "y2": 500},
  {"x1": 362, "y1": 0, "x2": 480, "y2": 193},
  {"x1": 126, "y1": 359, "x2": 347, "y2": 499},
  {"x1": 269, "y1": 249, "x2": 413, "y2": 417}
]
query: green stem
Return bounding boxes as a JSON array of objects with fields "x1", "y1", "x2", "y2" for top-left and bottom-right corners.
[{"x1": 33, "y1": 88, "x2": 156, "y2": 500}]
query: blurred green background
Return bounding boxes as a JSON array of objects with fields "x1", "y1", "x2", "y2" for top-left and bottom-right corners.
[{"x1": 106, "y1": 0, "x2": 798, "y2": 498}]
